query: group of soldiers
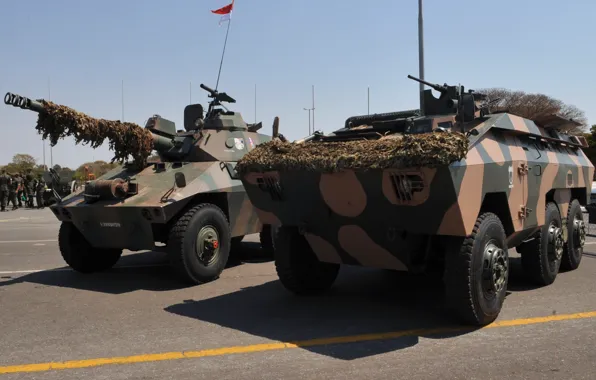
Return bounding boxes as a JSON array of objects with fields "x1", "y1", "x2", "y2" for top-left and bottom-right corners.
[{"x1": 0, "y1": 169, "x2": 46, "y2": 212}]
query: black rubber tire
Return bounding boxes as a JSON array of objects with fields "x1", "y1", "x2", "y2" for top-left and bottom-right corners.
[
  {"x1": 444, "y1": 212, "x2": 509, "y2": 326},
  {"x1": 274, "y1": 227, "x2": 340, "y2": 295},
  {"x1": 167, "y1": 203, "x2": 231, "y2": 285},
  {"x1": 58, "y1": 222, "x2": 123, "y2": 273},
  {"x1": 259, "y1": 224, "x2": 277, "y2": 257},
  {"x1": 561, "y1": 199, "x2": 584, "y2": 271},
  {"x1": 520, "y1": 202, "x2": 563, "y2": 286}
]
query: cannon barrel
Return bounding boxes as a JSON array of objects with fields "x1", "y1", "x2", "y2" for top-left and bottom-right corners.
[
  {"x1": 151, "y1": 132, "x2": 175, "y2": 152},
  {"x1": 406, "y1": 75, "x2": 448, "y2": 94},
  {"x1": 4, "y1": 92, "x2": 45, "y2": 113}
]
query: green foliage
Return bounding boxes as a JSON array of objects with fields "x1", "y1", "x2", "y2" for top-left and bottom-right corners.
[
  {"x1": 72, "y1": 160, "x2": 119, "y2": 181},
  {"x1": 1, "y1": 154, "x2": 45, "y2": 177}
]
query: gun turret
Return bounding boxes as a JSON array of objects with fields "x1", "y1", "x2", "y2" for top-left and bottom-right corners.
[{"x1": 406, "y1": 75, "x2": 489, "y2": 124}]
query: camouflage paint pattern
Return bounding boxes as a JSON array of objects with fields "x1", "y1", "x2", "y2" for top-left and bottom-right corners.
[
  {"x1": 239, "y1": 112, "x2": 594, "y2": 272},
  {"x1": 46, "y1": 116, "x2": 273, "y2": 251}
]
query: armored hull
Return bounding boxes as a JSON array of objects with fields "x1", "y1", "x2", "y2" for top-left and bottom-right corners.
[
  {"x1": 5, "y1": 83, "x2": 280, "y2": 285},
  {"x1": 53, "y1": 160, "x2": 264, "y2": 251},
  {"x1": 237, "y1": 76, "x2": 594, "y2": 325},
  {"x1": 242, "y1": 113, "x2": 594, "y2": 271}
]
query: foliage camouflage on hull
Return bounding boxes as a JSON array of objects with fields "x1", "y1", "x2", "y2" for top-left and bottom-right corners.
[
  {"x1": 238, "y1": 79, "x2": 594, "y2": 272},
  {"x1": 236, "y1": 131, "x2": 469, "y2": 174}
]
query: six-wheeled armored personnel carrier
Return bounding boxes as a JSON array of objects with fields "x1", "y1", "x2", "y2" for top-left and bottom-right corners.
[
  {"x1": 236, "y1": 75, "x2": 594, "y2": 326},
  {"x1": 4, "y1": 84, "x2": 280, "y2": 285}
]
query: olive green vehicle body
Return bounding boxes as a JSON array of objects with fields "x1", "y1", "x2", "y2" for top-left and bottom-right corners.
[
  {"x1": 50, "y1": 115, "x2": 272, "y2": 251},
  {"x1": 4, "y1": 89, "x2": 274, "y2": 252},
  {"x1": 238, "y1": 85, "x2": 594, "y2": 273}
]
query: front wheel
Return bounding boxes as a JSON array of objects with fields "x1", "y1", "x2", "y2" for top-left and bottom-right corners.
[
  {"x1": 444, "y1": 212, "x2": 509, "y2": 326},
  {"x1": 167, "y1": 203, "x2": 231, "y2": 285},
  {"x1": 274, "y1": 227, "x2": 340, "y2": 295},
  {"x1": 58, "y1": 222, "x2": 123, "y2": 273}
]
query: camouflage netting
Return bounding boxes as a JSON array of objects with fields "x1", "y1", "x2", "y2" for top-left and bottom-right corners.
[
  {"x1": 35, "y1": 100, "x2": 154, "y2": 167},
  {"x1": 236, "y1": 131, "x2": 469, "y2": 175}
]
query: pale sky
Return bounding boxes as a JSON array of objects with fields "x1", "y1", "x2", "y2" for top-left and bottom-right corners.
[{"x1": 1, "y1": 0, "x2": 595, "y2": 169}]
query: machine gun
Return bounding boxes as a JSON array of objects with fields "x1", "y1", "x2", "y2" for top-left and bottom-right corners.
[{"x1": 407, "y1": 75, "x2": 490, "y2": 125}]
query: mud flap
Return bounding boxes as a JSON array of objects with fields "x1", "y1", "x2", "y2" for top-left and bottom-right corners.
[{"x1": 586, "y1": 204, "x2": 596, "y2": 224}]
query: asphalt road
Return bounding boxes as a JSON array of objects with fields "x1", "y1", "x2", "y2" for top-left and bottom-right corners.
[{"x1": 1, "y1": 208, "x2": 596, "y2": 379}]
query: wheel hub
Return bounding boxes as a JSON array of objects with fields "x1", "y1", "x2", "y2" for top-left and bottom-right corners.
[
  {"x1": 482, "y1": 243, "x2": 508, "y2": 295},
  {"x1": 196, "y1": 226, "x2": 220, "y2": 265},
  {"x1": 548, "y1": 223, "x2": 564, "y2": 261},
  {"x1": 574, "y1": 219, "x2": 586, "y2": 248}
]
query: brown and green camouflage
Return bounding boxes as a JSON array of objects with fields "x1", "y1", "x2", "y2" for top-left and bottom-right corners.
[
  {"x1": 4, "y1": 87, "x2": 277, "y2": 251},
  {"x1": 236, "y1": 78, "x2": 595, "y2": 272}
]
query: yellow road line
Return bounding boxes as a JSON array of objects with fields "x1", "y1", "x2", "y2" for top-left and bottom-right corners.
[{"x1": 1, "y1": 310, "x2": 595, "y2": 375}]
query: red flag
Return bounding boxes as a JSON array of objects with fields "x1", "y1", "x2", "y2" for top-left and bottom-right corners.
[{"x1": 211, "y1": 1, "x2": 234, "y2": 15}]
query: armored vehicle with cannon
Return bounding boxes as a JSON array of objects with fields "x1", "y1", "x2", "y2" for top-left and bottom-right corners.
[
  {"x1": 236, "y1": 74, "x2": 594, "y2": 326},
  {"x1": 4, "y1": 84, "x2": 279, "y2": 285}
]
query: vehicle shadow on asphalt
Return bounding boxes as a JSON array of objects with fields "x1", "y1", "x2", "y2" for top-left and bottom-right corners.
[
  {"x1": 164, "y1": 266, "x2": 487, "y2": 360},
  {"x1": 506, "y1": 252, "x2": 596, "y2": 292},
  {"x1": 0, "y1": 241, "x2": 271, "y2": 294},
  {"x1": 163, "y1": 252, "x2": 570, "y2": 360}
]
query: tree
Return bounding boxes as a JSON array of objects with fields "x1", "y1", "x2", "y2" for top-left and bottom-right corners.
[
  {"x1": 72, "y1": 160, "x2": 119, "y2": 181},
  {"x1": 582, "y1": 125, "x2": 596, "y2": 179},
  {"x1": 477, "y1": 88, "x2": 588, "y2": 134},
  {"x1": 1, "y1": 153, "x2": 44, "y2": 176}
]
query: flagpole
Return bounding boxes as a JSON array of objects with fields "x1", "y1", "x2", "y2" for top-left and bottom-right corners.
[{"x1": 215, "y1": 15, "x2": 232, "y2": 91}]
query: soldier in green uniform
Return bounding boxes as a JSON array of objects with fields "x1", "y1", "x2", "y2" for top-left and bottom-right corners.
[
  {"x1": 8, "y1": 174, "x2": 19, "y2": 210},
  {"x1": 25, "y1": 171, "x2": 35, "y2": 208},
  {"x1": 36, "y1": 175, "x2": 46, "y2": 209},
  {"x1": 0, "y1": 169, "x2": 10, "y2": 212},
  {"x1": 15, "y1": 173, "x2": 24, "y2": 208}
]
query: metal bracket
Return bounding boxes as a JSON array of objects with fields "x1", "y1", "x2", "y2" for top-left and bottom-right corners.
[
  {"x1": 518, "y1": 163, "x2": 529, "y2": 175},
  {"x1": 519, "y1": 205, "x2": 532, "y2": 219}
]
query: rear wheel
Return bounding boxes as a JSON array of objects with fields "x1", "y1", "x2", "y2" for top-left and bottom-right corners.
[
  {"x1": 520, "y1": 202, "x2": 563, "y2": 286},
  {"x1": 167, "y1": 203, "x2": 231, "y2": 285},
  {"x1": 274, "y1": 227, "x2": 340, "y2": 295},
  {"x1": 58, "y1": 222, "x2": 123, "y2": 273},
  {"x1": 561, "y1": 199, "x2": 585, "y2": 271},
  {"x1": 444, "y1": 212, "x2": 509, "y2": 326},
  {"x1": 259, "y1": 224, "x2": 277, "y2": 257}
]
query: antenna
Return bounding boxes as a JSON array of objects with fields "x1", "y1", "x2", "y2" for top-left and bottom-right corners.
[
  {"x1": 190, "y1": 81, "x2": 192, "y2": 104},
  {"x1": 418, "y1": 0, "x2": 425, "y2": 114},
  {"x1": 367, "y1": 86, "x2": 370, "y2": 115},
  {"x1": 215, "y1": 14, "x2": 232, "y2": 91}
]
